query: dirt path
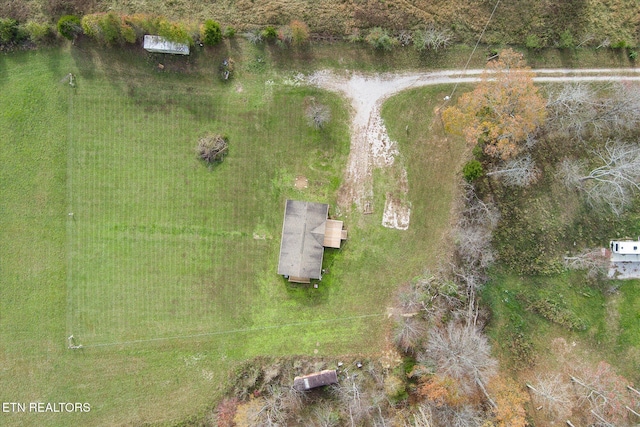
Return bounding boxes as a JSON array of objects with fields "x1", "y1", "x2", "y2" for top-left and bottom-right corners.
[{"x1": 308, "y1": 68, "x2": 640, "y2": 230}]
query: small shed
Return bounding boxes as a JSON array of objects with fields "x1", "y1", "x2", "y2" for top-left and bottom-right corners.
[
  {"x1": 610, "y1": 239, "x2": 640, "y2": 257},
  {"x1": 608, "y1": 238, "x2": 640, "y2": 279},
  {"x1": 293, "y1": 369, "x2": 338, "y2": 391},
  {"x1": 143, "y1": 35, "x2": 190, "y2": 55}
]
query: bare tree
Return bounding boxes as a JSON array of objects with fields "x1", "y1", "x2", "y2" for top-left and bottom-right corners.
[
  {"x1": 250, "y1": 384, "x2": 305, "y2": 426},
  {"x1": 597, "y1": 83, "x2": 640, "y2": 136},
  {"x1": 413, "y1": 26, "x2": 453, "y2": 52},
  {"x1": 196, "y1": 133, "x2": 228, "y2": 164},
  {"x1": 546, "y1": 82, "x2": 598, "y2": 138},
  {"x1": 331, "y1": 376, "x2": 372, "y2": 426},
  {"x1": 564, "y1": 248, "x2": 609, "y2": 279},
  {"x1": 412, "y1": 404, "x2": 434, "y2": 427},
  {"x1": 455, "y1": 227, "x2": 495, "y2": 270},
  {"x1": 454, "y1": 184, "x2": 500, "y2": 271},
  {"x1": 394, "y1": 316, "x2": 427, "y2": 354},
  {"x1": 487, "y1": 154, "x2": 540, "y2": 187},
  {"x1": 527, "y1": 374, "x2": 573, "y2": 420},
  {"x1": 457, "y1": 184, "x2": 501, "y2": 230},
  {"x1": 560, "y1": 140, "x2": 640, "y2": 214},
  {"x1": 313, "y1": 402, "x2": 340, "y2": 427},
  {"x1": 423, "y1": 322, "x2": 497, "y2": 396},
  {"x1": 306, "y1": 102, "x2": 331, "y2": 129},
  {"x1": 397, "y1": 30, "x2": 413, "y2": 47},
  {"x1": 258, "y1": 385, "x2": 287, "y2": 426},
  {"x1": 546, "y1": 82, "x2": 640, "y2": 140},
  {"x1": 570, "y1": 361, "x2": 637, "y2": 426},
  {"x1": 431, "y1": 404, "x2": 486, "y2": 427},
  {"x1": 243, "y1": 30, "x2": 263, "y2": 44}
]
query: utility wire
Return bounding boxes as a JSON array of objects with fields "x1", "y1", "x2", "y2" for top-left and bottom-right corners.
[{"x1": 447, "y1": 0, "x2": 501, "y2": 100}]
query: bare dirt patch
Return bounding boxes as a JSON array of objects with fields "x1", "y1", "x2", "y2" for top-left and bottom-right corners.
[
  {"x1": 382, "y1": 194, "x2": 411, "y2": 230},
  {"x1": 294, "y1": 175, "x2": 308, "y2": 189}
]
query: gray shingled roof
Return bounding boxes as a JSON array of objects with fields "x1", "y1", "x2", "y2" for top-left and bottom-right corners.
[{"x1": 277, "y1": 200, "x2": 329, "y2": 280}]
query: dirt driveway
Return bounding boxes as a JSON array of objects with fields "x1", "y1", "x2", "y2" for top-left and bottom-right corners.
[{"x1": 307, "y1": 68, "x2": 640, "y2": 230}]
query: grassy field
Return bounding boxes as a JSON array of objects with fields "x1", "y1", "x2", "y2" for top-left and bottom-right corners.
[
  {"x1": 0, "y1": 39, "x2": 467, "y2": 426},
  {"x1": 482, "y1": 272, "x2": 640, "y2": 382}
]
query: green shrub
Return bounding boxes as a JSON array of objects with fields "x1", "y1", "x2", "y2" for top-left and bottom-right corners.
[
  {"x1": 384, "y1": 375, "x2": 408, "y2": 403},
  {"x1": 277, "y1": 25, "x2": 292, "y2": 45},
  {"x1": 462, "y1": 159, "x2": 484, "y2": 182},
  {"x1": 99, "y1": 12, "x2": 123, "y2": 45},
  {"x1": 121, "y1": 24, "x2": 136, "y2": 43},
  {"x1": 525, "y1": 34, "x2": 543, "y2": 50},
  {"x1": 24, "y1": 21, "x2": 51, "y2": 43},
  {"x1": 558, "y1": 30, "x2": 574, "y2": 49},
  {"x1": 224, "y1": 26, "x2": 235, "y2": 38},
  {"x1": 80, "y1": 14, "x2": 100, "y2": 39},
  {"x1": 365, "y1": 27, "x2": 396, "y2": 50},
  {"x1": 57, "y1": 15, "x2": 82, "y2": 40},
  {"x1": 346, "y1": 30, "x2": 362, "y2": 43},
  {"x1": 612, "y1": 39, "x2": 628, "y2": 49},
  {"x1": 201, "y1": 19, "x2": 222, "y2": 46},
  {"x1": 262, "y1": 25, "x2": 277, "y2": 40},
  {"x1": 472, "y1": 144, "x2": 484, "y2": 160},
  {"x1": 517, "y1": 291, "x2": 587, "y2": 331},
  {"x1": 125, "y1": 14, "x2": 162, "y2": 39},
  {"x1": 630, "y1": 50, "x2": 638, "y2": 60},
  {"x1": 0, "y1": 18, "x2": 19, "y2": 44},
  {"x1": 158, "y1": 19, "x2": 192, "y2": 45},
  {"x1": 80, "y1": 12, "x2": 131, "y2": 45},
  {"x1": 290, "y1": 20, "x2": 309, "y2": 45},
  {"x1": 504, "y1": 315, "x2": 535, "y2": 369}
]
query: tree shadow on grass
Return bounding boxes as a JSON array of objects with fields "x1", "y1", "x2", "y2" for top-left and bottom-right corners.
[
  {"x1": 69, "y1": 39, "x2": 242, "y2": 122},
  {"x1": 283, "y1": 248, "x2": 343, "y2": 307},
  {"x1": 284, "y1": 278, "x2": 329, "y2": 307}
]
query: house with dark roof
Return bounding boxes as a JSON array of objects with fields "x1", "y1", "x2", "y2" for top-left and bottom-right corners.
[
  {"x1": 277, "y1": 200, "x2": 347, "y2": 283},
  {"x1": 293, "y1": 369, "x2": 338, "y2": 391}
]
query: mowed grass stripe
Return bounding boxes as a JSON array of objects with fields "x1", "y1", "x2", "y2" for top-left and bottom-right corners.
[
  {"x1": 70, "y1": 84, "x2": 231, "y2": 342},
  {"x1": 0, "y1": 50, "x2": 69, "y2": 355},
  {"x1": 84, "y1": 312, "x2": 386, "y2": 348},
  {"x1": 66, "y1": 78, "x2": 350, "y2": 344}
]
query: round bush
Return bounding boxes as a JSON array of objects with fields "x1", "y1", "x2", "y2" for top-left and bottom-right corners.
[
  {"x1": 365, "y1": 27, "x2": 396, "y2": 51},
  {"x1": 201, "y1": 19, "x2": 222, "y2": 46},
  {"x1": 262, "y1": 26, "x2": 277, "y2": 40},
  {"x1": 158, "y1": 19, "x2": 191, "y2": 45},
  {"x1": 462, "y1": 159, "x2": 484, "y2": 182},
  {"x1": 24, "y1": 21, "x2": 52, "y2": 43},
  {"x1": 290, "y1": 20, "x2": 309, "y2": 45},
  {"x1": 0, "y1": 18, "x2": 18, "y2": 44},
  {"x1": 197, "y1": 134, "x2": 228, "y2": 163},
  {"x1": 223, "y1": 26, "x2": 235, "y2": 38},
  {"x1": 57, "y1": 15, "x2": 82, "y2": 40},
  {"x1": 525, "y1": 34, "x2": 543, "y2": 50}
]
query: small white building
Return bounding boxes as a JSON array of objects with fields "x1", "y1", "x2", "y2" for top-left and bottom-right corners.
[
  {"x1": 610, "y1": 239, "x2": 640, "y2": 256},
  {"x1": 143, "y1": 35, "x2": 189, "y2": 55},
  {"x1": 608, "y1": 238, "x2": 640, "y2": 279}
]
